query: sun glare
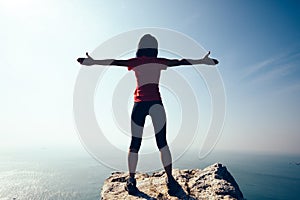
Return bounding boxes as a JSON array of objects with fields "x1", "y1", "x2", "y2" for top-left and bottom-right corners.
[{"x1": 0, "y1": 0, "x2": 45, "y2": 18}]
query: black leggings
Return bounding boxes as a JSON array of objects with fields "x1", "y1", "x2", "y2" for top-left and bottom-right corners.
[{"x1": 130, "y1": 100, "x2": 167, "y2": 151}]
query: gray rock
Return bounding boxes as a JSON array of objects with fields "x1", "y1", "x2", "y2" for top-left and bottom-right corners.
[{"x1": 101, "y1": 163, "x2": 244, "y2": 200}]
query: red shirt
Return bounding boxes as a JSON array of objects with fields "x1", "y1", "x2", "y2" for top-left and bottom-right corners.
[{"x1": 127, "y1": 57, "x2": 168, "y2": 102}]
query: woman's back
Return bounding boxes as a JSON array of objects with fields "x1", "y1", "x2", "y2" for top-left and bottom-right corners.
[{"x1": 128, "y1": 57, "x2": 168, "y2": 102}]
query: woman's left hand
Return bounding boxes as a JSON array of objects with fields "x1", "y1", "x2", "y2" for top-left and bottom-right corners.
[{"x1": 77, "y1": 52, "x2": 95, "y2": 66}]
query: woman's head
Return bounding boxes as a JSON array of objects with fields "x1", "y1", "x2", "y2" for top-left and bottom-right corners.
[{"x1": 136, "y1": 34, "x2": 158, "y2": 58}]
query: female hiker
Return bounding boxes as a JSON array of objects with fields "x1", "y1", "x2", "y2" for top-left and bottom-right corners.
[{"x1": 77, "y1": 34, "x2": 218, "y2": 196}]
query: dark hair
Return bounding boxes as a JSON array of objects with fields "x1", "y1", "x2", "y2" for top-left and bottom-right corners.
[
  {"x1": 136, "y1": 48, "x2": 158, "y2": 57},
  {"x1": 136, "y1": 34, "x2": 158, "y2": 58}
]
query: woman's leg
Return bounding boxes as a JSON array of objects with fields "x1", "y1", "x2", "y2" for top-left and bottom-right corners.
[
  {"x1": 149, "y1": 102, "x2": 183, "y2": 195},
  {"x1": 160, "y1": 144, "x2": 173, "y2": 180},
  {"x1": 128, "y1": 143, "x2": 140, "y2": 179},
  {"x1": 128, "y1": 102, "x2": 147, "y2": 179},
  {"x1": 149, "y1": 102, "x2": 174, "y2": 180}
]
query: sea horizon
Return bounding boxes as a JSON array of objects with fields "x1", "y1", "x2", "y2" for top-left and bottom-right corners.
[{"x1": 1, "y1": 146, "x2": 299, "y2": 200}]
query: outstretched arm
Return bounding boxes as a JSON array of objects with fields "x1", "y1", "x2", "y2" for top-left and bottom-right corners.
[
  {"x1": 77, "y1": 52, "x2": 129, "y2": 66},
  {"x1": 167, "y1": 51, "x2": 219, "y2": 67}
]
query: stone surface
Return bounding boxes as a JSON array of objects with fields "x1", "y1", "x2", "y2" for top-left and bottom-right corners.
[{"x1": 101, "y1": 163, "x2": 244, "y2": 200}]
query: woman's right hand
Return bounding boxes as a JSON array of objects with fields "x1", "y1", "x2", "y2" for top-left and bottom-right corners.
[
  {"x1": 77, "y1": 52, "x2": 95, "y2": 66},
  {"x1": 202, "y1": 51, "x2": 219, "y2": 65}
]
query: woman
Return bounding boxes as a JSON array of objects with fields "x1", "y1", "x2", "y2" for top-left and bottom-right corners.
[{"x1": 77, "y1": 34, "x2": 218, "y2": 196}]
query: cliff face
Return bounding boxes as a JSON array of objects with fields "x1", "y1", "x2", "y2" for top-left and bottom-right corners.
[{"x1": 101, "y1": 163, "x2": 244, "y2": 200}]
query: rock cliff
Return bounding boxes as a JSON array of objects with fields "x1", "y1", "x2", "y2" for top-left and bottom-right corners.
[{"x1": 101, "y1": 163, "x2": 244, "y2": 200}]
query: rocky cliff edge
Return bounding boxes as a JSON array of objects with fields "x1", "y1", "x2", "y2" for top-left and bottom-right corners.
[{"x1": 101, "y1": 163, "x2": 244, "y2": 200}]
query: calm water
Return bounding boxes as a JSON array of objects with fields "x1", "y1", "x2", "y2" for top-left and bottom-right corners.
[{"x1": 0, "y1": 147, "x2": 299, "y2": 200}]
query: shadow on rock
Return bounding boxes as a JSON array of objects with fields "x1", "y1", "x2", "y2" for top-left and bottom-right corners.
[
  {"x1": 131, "y1": 189, "x2": 157, "y2": 200},
  {"x1": 169, "y1": 187, "x2": 196, "y2": 200}
]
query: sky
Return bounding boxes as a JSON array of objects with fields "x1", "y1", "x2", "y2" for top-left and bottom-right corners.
[{"x1": 0, "y1": 0, "x2": 300, "y2": 155}]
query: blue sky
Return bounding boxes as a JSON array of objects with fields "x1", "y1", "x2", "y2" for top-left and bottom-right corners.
[{"x1": 0, "y1": 0, "x2": 299, "y2": 154}]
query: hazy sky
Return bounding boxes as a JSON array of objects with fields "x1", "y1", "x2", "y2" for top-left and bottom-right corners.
[{"x1": 0, "y1": 0, "x2": 299, "y2": 154}]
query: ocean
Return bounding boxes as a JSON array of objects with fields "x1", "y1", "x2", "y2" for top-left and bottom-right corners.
[{"x1": 0, "y1": 147, "x2": 299, "y2": 200}]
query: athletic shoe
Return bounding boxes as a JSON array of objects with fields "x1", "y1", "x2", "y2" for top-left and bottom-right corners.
[
  {"x1": 166, "y1": 177, "x2": 182, "y2": 196},
  {"x1": 125, "y1": 177, "x2": 138, "y2": 195}
]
